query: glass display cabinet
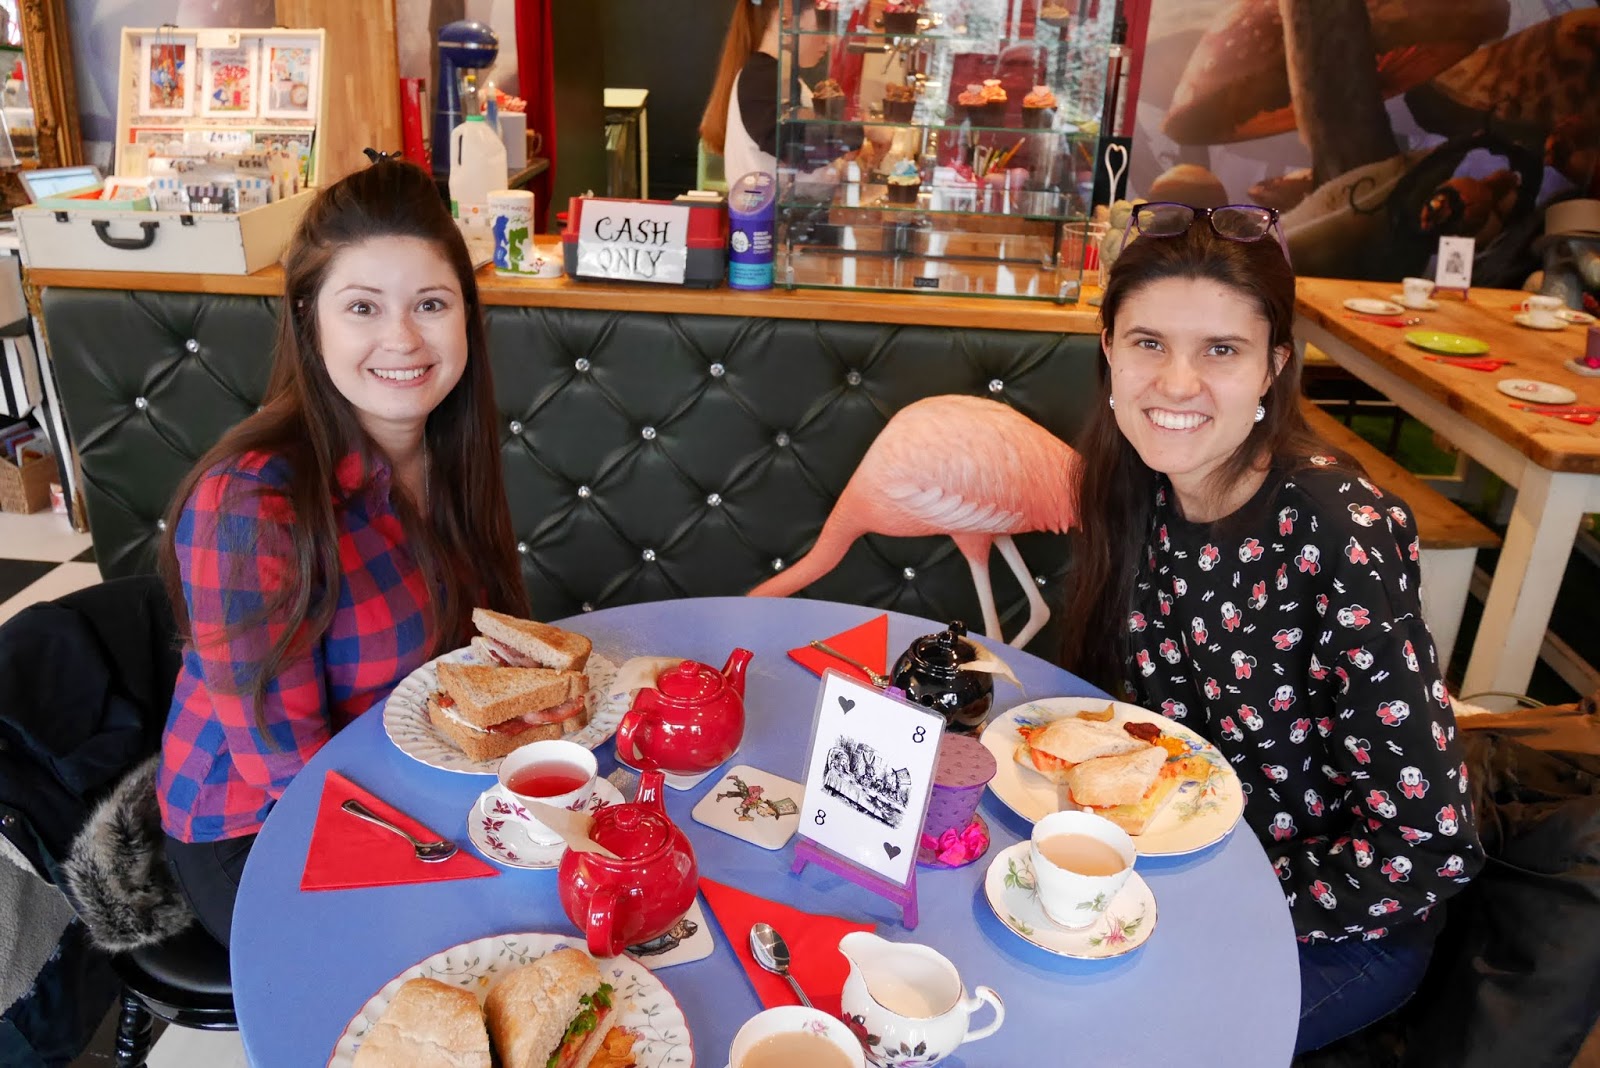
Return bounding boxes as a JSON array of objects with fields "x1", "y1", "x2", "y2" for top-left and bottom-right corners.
[{"x1": 774, "y1": 0, "x2": 1117, "y2": 302}]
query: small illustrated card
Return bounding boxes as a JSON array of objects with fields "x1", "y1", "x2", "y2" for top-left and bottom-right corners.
[
  {"x1": 692, "y1": 764, "x2": 804, "y2": 850},
  {"x1": 1435, "y1": 236, "x2": 1475, "y2": 294},
  {"x1": 261, "y1": 36, "x2": 320, "y2": 121},
  {"x1": 628, "y1": 897, "x2": 715, "y2": 970},
  {"x1": 139, "y1": 33, "x2": 198, "y2": 117},
  {"x1": 797, "y1": 671, "x2": 945, "y2": 886},
  {"x1": 200, "y1": 41, "x2": 259, "y2": 118}
]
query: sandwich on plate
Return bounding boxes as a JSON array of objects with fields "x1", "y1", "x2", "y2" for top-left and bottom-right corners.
[
  {"x1": 472, "y1": 608, "x2": 593, "y2": 672},
  {"x1": 350, "y1": 976, "x2": 492, "y2": 1068},
  {"x1": 428, "y1": 660, "x2": 590, "y2": 762},
  {"x1": 1016, "y1": 713, "x2": 1214, "y2": 834},
  {"x1": 486, "y1": 948, "x2": 622, "y2": 1068}
]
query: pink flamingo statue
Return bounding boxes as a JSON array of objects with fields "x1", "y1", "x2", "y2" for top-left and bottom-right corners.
[{"x1": 748, "y1": 395, "x2": 1080, "y2": 646}]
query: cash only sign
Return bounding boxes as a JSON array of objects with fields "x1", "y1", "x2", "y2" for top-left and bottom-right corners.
[{"x1": 574, "y1": 199, "x2": 690, "y2": 284}]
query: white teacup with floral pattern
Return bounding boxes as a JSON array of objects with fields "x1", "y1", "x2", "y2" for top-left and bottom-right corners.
[
  {"x1": 729, "y1": 1005, "x2": 865, "y2": 1068},
  {"x1": 478, "y1": 740, "x2": 597, "y2": 846},
  {"x1": 1029, "y1": 810, "x2": 1136, "y2": 928}
]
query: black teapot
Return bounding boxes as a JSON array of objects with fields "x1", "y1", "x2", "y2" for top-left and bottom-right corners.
[{"x1": 889, "y1": 621, "x2": 994, "y2": 735}]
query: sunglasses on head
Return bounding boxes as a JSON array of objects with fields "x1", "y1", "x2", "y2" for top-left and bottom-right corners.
[{"x1": 1125, "y1": 201, "x2": 1290, "y2": 260}]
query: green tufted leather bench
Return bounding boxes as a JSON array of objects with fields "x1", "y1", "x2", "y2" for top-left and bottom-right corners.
[{"x1": 40, "y1": 288, "x2": 1101, "y2": 656}]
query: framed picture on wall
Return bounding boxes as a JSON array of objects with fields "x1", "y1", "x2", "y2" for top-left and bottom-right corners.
[
  {"x1": 259, "y1": 37, "x2": 319, "y2": 121},
  {"x1": 200, "y1": 41, "x2": 260, "y2": 118},
  {"x1": 138, "y1": 32, "x2": 197, "y2": 117}
]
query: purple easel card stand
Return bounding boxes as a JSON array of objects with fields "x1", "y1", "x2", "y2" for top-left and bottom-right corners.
[{"x1": 791, "y1": 836, "x2": 920, "y2": 930}]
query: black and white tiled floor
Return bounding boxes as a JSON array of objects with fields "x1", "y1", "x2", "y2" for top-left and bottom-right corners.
[{"x1": 0, "y1": 510, "x2": 247, "y2": 1067}]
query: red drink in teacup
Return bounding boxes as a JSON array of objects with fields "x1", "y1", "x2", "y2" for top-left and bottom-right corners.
[{"x1": 480, "y1": 740, "x2": 597, "y2": 845}]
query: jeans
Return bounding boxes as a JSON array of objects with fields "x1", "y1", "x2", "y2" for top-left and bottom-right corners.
[
  {"x1": 164, "y1": 833, "x2": 257, "y2": 948},
  {"x1": 1296, "y1": 921, "x2": 1437, "y2": 1054}
]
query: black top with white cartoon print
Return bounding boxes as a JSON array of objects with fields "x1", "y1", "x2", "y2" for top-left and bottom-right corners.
[{"x1": 1125, "y1": 455, "x2": 1484, "y2": 943}]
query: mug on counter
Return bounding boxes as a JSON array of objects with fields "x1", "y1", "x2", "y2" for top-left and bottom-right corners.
[
  {"x1": 499, "y1": 111, "x2": 528, "y2": 169},
  {"x1": 488, "y1": 190, "x2": 538, "y2": 276}
]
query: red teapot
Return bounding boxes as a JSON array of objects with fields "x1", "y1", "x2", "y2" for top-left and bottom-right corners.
[
  {"x1": 558, "y1": 771, "x2": 698, "y2": 957},
  {"x1": 614, "y1": 649, "x2": 753, "y2": 775}
]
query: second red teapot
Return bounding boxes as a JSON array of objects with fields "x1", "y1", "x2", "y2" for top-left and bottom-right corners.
[{"x1": 615, "y1": 649, "x2": 752, "y2": 775}]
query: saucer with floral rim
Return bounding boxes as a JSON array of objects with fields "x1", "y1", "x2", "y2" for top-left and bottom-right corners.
[
  {"x1": 983, "y1": 842, "x2": 1156, "y2": 959},
  {"x1": 466, "y1": 779, "x2": 624, "y2": 870}
]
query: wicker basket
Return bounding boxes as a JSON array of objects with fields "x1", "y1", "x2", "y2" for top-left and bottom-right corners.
[{"x1": 0, "y1": 449, "x2": 57, "y2": 513}]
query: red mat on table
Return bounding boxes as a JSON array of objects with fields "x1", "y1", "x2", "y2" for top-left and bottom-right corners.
[
  {"x1": 300, "y1": 770, "x2": 497, "y2": 891},
  {"x1": 787, "y1": 613, "x2": 888, "y2": 686},
  {"x1": 699, "y1": 878, "x2": 875, "y2": 1018}
]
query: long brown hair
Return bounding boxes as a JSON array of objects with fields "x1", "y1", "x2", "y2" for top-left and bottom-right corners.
[
  {"x1": 1060, "y1": 224, "x2": 1323, "y2": 691},
  {"x1": 160, "y1": 159, "x2": 529, "y2": 730},
  {"x1": 700, "y1": 0, "x2": 812, "y2": 153}
]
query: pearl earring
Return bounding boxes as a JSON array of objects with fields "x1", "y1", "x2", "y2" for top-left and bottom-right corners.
[
  {"x1": 1108, "y1": 396, "x2": 1116, "y2": 410},
  {"x1": 1254, "y1": 403, "x2": 1266, "y2": 423}
]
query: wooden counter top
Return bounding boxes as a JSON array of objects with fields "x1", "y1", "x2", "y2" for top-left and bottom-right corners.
[
  {"x1": 26, "y1": 263, "x2": 1104, "y2": 333},
  {"x1": 1296, "y1": 276, "x2": 1600, "y2": 474}
]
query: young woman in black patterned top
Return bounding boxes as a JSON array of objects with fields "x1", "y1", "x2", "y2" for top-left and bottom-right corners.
[{"x1": 1060, "y1": 209, "x2": 1483, "y2": 1054}]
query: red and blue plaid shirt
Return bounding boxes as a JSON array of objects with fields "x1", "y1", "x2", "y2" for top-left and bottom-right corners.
[{"x1": 158, "y1": 450, "x2": 438, "y2": 842}]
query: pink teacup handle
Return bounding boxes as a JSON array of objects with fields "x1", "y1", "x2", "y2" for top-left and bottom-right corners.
[
  {"x1": 960, "y1": 985, "x2": 1005, "y2": 1043},
  {"x1": 586, "y1": 885, "x2": 622, "y2": 958}
]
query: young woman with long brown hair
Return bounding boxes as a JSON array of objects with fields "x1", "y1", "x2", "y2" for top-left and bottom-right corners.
[
  {"x1": 1060, "y1": 207, "x2": 1483, "y2": 1052},
  {"x1": 701, "y1": 0, "x2": 829, "y2": 183},
  {"x1": 155, "y1": 159, "x2": 528, "y2": 946}
]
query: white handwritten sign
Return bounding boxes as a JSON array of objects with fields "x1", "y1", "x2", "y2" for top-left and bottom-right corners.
[
  {"x1": 797, "y1": 671, "x2": 945, "y2": 886},
  {"x1": 575, "y1": 199, "x2": 690, "y2": 284}
]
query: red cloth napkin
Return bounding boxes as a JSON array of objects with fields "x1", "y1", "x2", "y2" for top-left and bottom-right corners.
[
  {"x1": 300, "y1": 770, "x2": 497, "y2": 891},
  {"x1": 699, "y1": 878, "x2": 875, "y2": 1018},
  {"x1": 788, "y1": 614, "x2": 888, "y2": 686}
]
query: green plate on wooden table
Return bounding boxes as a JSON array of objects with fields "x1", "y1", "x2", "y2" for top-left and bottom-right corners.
[{"x1": 1405, "y1": 331, "x2": 1490, "y2": 356}]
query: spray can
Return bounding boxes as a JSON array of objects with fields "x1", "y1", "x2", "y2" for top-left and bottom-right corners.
[{"x1": 727, "y1": 170, "x2": 776, "y2": 290}]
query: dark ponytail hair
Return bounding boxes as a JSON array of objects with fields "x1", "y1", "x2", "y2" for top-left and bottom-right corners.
[{"x1": 1060, "y1": 224, "x2": 1322, "y2": 691}]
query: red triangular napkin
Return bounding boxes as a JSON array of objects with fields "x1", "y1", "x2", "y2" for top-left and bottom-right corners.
[
  {"x1": 699, "y1": 878, "x2": 875, "y2": 1018},
  {"x1": 300, "y1": 770, "x2": 497, "y2": 891},
  {"x1": 788, "y1": 614, "x2": 888, "y2": 686}
]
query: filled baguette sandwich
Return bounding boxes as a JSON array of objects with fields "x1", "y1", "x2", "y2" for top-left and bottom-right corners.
[
  {"x1": 486, "y1": 949, "x2": 621, "y2": 1068},
  {"x1": 472, "y1": 608, "x2": 592, "y2": 672},
  {"x1": 428, "y1": 661, "x2": 590, "y2": 762},
  {"x1": 350, "y1": 977, "x2": 492, "y2": 1068},
  {"x1": 1013, "y1": 717, "x2": 1149, "y2": 783}
]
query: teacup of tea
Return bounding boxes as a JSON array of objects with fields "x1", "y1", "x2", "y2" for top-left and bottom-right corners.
[
  {"x1": 1029, "y1": 810, "x2": 1135, "y2": 929},
  {"x1": 1520, "y1": 294, "x2": 1564, "y2": 328},
  {"x1": 479, "y1": 739, "x2": 597, "y2": 845},
  {"x1": 728, "y1": 1006, "x2": 865, "y2": 1068},
  {"x1": 1400, "y1": 276, "x2": 1436, "y2": 308}
]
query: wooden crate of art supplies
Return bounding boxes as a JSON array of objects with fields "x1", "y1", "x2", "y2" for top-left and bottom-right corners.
[
  {"x1": 0, "y1": 423, "x2": 54, "y2": 513},
  {"x1": 16, "y1": 27, "x2": 327, "y2": 274}
]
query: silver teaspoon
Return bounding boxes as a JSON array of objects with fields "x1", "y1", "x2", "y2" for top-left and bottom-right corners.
[
  {"x1": 749, "y1": 922, "x2": 813, "y2": 1008},
  {"x1": 340, "y1": 799, "x2": 458, "y2": 863}
]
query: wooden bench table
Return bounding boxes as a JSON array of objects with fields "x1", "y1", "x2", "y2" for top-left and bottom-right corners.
[
  {"x1": 1301, "y1": 398, "x2": 1500, "y2": 672},
  {"x1": 1296, "y1": 277, "x2": 1598, "y2": 705}
]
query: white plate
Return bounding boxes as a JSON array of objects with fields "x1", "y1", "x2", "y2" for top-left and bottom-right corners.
[
  {"x1": 1556, "y1": 308, "x2": 1596, "y2": 326},
  {"x1": 1514, "y1": 312, "x2": 1568, "y2": 332},
  {"x1": 1342, "y1": 297, "x2": 1404, "y2": 316},
  {"x1": 982, "y1": 842, "x2": 1156, "y2": 959},
  {"x1": 467, "y1": 779, "x2": 626, "y2": 869},
  {"x1": 979, "y1": 697, "x2": 1243, "y2": 856},
  {"x1": 327, "y1": 932, "x2": 695, "y2": 1067},
  {"x1": 1496, "y1": 378, "x2": 1579, "y2": 405},
  {"x1": 1389, "y1": 293, "x2": 1438, "y2": 311},
  {"x1": 383, "y1": 647, "x2": 627, "y2": 774}
]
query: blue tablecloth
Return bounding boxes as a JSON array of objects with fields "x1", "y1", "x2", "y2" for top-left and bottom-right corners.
[{"x1": 232, "y1": 597, "x2": 1299, "y2": 1066}]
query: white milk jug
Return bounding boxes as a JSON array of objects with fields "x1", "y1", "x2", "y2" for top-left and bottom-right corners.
[
  {"x1": 448, "y1": 114, "x2": 507, "y2": 239},
  {"x1": 838, "y1": 931, "x2": 1004, "y2": 1067}
]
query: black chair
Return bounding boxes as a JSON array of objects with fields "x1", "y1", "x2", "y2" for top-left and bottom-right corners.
[{"x1": 0, "y1": 576, "x2": 235, "y2": 1067}]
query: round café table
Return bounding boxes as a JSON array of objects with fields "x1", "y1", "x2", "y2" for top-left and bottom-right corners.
[{"x1": 232, "y1": 597, "x2": 1299, "y2": 1066}]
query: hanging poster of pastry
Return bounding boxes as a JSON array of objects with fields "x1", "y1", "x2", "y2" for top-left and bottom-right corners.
[
  {"x1": 201, "y1": 41, "x2": 259, "y2": 118},
  {"x1": 138, "y1": 33, "x2": 197, "y2": 117},
  {"x1": 260, "y1": 37, "x2": 319, "y2": 121}
]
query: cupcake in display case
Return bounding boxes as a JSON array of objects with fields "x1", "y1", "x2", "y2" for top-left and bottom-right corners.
[
  {"x1": 882, "y1": 0, "x2": 922, "y2": 34},
  {"x1": 882, "y1": 82, "x2": 917, "y2": 123},
  {"x1": 886, "y1": 158, "x2": 921, "y2": 204},
  {"x1": 1022, "y1": 85, "x2": 1057, "y2": 129},
  {"x1": 812, "y1": 78, "x2": 846, "y2": 120},
  {"x1": 976, "y1": 80, "x2": 1009, "y2": 126}
]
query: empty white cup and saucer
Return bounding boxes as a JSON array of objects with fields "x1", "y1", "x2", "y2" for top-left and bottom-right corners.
[
  {"x1": 1393, "y1": 277, "x2": 1438, "y2": 311},
  {"x1": 1515, "y1": 295, "x2": 1569, "y2": 331},
  {"x1": 466, "y1": 739, "x2": 622, "y2": 869}
]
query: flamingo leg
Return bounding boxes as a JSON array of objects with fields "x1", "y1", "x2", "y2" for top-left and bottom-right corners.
[
  {"x1": 951, "y1": 534, "x2": 1003, "y2": 641},
  {"x1": 995, "y1": 534, "x2": 1050, "y2": 648}
]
